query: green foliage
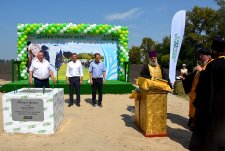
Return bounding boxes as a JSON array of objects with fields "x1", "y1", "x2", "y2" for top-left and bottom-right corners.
[
  {"x1": 78, "y1": 53, "x2": 93, "y2": 59},
  {"x1": 140, "y1": 37, "x2": 156, "y2": 63},
  {"x1": 157, "y1": 36, "x2": 171, "y2": 67},
  {"x1": 159, "y1": 54, "x2": 170, "y2": 68},
  {"x1": 129, "y1": 46, "x2": 142, "y2": 64},
  {"x1": 215, "y1": 0, "x2": 225, "y2": 36},
  {"x1": 185, "y1": 6, "x2": 220, "y2": 47}
]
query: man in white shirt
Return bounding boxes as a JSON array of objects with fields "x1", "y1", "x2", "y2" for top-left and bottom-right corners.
[
  {"x1": 29, "y1": 51, "x2": 56, "y2": 88},
  {"x1": 66, "y1": 53, "x2": 83, "y2": 107}
]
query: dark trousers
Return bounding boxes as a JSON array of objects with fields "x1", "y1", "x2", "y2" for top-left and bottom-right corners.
[
  {"x1": 92, "y1": 78, "x2": 103, "y2": 104},
  {"x1": 69, "y1": 77, "x2": 80, "y2": 104},
  {"x1": 34, "y1": 77, "x2": 49, "y2": 88}
]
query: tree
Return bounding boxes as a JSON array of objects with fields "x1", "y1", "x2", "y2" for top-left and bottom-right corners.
[
  {"x1": 156, "y1": 36, "x2": 171, "y2": 67},
  {"x1": 215, "y1": 0, "x2": 225, "y2": 36},
  {"x1": 180, "y1": 6, "x2": 221, "y2": 69},
  {"x1": 129, "y1": 46, "x2": 141, "y2": 64},
  {"x1": 140, "y1": 37, "x2": 156, "y2": 63},
  {"x1": 185, "y1": 6, "x2": 220, "y2": 47},
  {"x1": 78, "y1": 53, "x2": 92, "y2": 59}
]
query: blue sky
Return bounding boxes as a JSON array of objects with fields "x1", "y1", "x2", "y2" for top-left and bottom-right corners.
[{"x1": 0, "y1": 0, "x2": 219, "y2": 59}]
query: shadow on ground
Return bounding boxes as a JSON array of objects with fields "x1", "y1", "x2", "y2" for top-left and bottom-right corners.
[
  {"x1": 167, "y1": 112, "x2": 192, "y2": 149},
  {"x1": 167, "y1": 126, "x2": 191, "y2": 149},
  {"x1": 167, "y1": 112, "x2": 189, "y2": 130},
  {"x1": 64, "y1": 98, "x2": 79, "y2": 104},
  {"x1": 120, "y1": 114, "x2": 139, "y2": 131},
  {"x1": 127, "y1": 105, "x2": 135, "y2": 113},
  {"x1": 84, "y1": 98, "x2": 94, "y2": 106}
]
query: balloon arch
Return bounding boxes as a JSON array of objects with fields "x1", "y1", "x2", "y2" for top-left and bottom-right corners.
[{"x1": 16, "y1": 23, "x2": 129, "y2": 81}]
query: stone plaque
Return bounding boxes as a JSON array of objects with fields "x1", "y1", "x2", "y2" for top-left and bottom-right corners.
[{"x1": 11, "y1": 99, "x2": 44, "y2": 121}]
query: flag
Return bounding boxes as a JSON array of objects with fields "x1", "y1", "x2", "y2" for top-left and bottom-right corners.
[{"x1": 169, "y1": 10, "x2": 186, "y2": 85}]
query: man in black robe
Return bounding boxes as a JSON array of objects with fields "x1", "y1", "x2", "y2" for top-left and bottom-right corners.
[
  {"x1": 182, "y1": 47, "x2": 213, "y2": 129},
  {"x1": 189, "y1": 37, "x2": 225, "y2": 151}
]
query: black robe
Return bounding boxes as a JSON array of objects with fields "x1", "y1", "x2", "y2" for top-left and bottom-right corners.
[
  {"x1": 182, "y1": 71, "x2": 196, "y2": 94},
  {"x1": 189, "y1": 57, "x2": 225, "y2": 151}
]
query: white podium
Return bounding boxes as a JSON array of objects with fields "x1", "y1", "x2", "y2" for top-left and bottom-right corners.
[{"x1": 2, "y1": 88, "x2": 64, "y2": 134}]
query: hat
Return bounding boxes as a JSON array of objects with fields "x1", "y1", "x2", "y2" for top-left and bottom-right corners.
[
  {"x1": 212, "y1": 37, "x2": 225, "y2": 52},
  {"x1": 149, "y1": 50, "x2": 157, "y2": 57},
  {"x1": 197, "y1": 47, "x2": 212, "y2": 55}
]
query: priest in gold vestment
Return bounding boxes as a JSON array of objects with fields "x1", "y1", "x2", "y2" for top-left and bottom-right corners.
[{"x1": 140, "y1": 50, "x2": 170, "y2": 84}]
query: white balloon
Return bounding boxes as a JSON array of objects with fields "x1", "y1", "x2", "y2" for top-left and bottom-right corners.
[
  {"x1": 18, "y1": 54, "x2": 22, "y2": 57},
  {"x1": 21, "y1": 73, "x2": 25, "y2": 77},
  {"x1": 20, "y1": 50, "x2": 24, "y2": 54}
]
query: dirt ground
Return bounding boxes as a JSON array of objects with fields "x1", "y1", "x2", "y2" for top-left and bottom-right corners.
[{"x1": 0, "y1": 92, "x2": 192, "y2": 151}]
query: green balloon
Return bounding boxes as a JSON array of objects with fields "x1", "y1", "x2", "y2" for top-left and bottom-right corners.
[{"x1": 22, "y1": 65, "x2": 26, "y2": 69}]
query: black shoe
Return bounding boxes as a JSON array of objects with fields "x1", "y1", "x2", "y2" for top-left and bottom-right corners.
[
  {"x1": 92, "y1": 101, "x2": 96, "y2": 107},
  {"x1": 76, "y1": 103, "x2": 80, "y2": 107},
  {"x1": 68, "y1": 103, "x2": 73, "y2": 107},
  {"x1": 97, "y1": 103, "x2": 103, "y2": 107}
]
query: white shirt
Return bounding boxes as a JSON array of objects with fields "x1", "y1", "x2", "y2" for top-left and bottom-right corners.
[
  {"x1": 181, "y1": 68, "x2": 188, "y2": 75},
  {"x1": 29, "y1": 59, "x2": 51, "y2": 80},
  {"x1": 66, "y1": 60, "x2": 83, "y2": 77}
]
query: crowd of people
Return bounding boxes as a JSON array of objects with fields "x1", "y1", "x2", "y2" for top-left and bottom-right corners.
[
  {"x1": 28, "y1": 36, "x2": 225, "y2": 150},
  {"x1": 182, "y1": 37, "x2": 225, "y2": 150},
  {"x1": 138, "y1": 36, "x2": 225, "y2": 150}
]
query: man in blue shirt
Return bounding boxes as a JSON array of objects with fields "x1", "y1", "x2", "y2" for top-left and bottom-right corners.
[{"x1": 89, "y1": 53, "x2": 106, "y2": 107}]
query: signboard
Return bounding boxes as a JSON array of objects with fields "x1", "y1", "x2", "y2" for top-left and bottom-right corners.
[{"x1": 11, "y1": 99, "x2": 44, "y2": 121}]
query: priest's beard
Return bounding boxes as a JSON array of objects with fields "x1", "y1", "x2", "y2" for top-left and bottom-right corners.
[{"x1": 149, "y1": 59, "x2": 158, "y2": 67}]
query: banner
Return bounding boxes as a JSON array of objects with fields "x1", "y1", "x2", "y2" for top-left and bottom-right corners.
[
  {"x1": 28, "y1": 34, "x2": 118, "y2": 80},
  {"x1": 169, "y1": 10, "x2": 186, "y2": 85}
]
